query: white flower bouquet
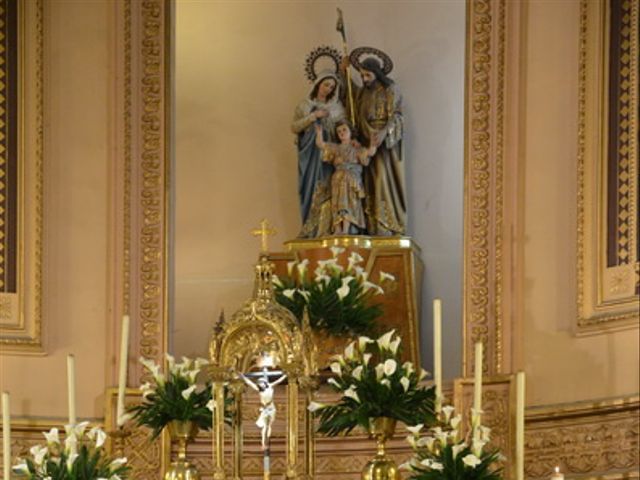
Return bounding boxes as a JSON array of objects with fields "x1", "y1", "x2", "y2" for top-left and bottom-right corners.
[
  {"x1": 401, "y1": 406, "x2": 503, "y2": 479},
  {"x1": 128, "y1": 354, "x2": 214, "y2": 439},
  {"x1": 308, "y1": 330, "x2": 436, "y2": 435},
  {"x1": 12, "y1": 422, "x2": 129, "y2": 480},
  {"x1": 273, "y1": 246, "x2": 394, "y2": 337}
]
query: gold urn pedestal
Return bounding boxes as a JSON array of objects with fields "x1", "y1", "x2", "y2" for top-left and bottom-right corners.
[
  {"x1": 164, "y1": 420, "x2": 200, "y2": 480},
  {"x1": 362, "y1": 417, "x2": 400, "y2": 480}
]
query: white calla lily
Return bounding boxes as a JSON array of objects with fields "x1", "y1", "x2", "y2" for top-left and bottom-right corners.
[
  {"x1": 352, "y1": 365, "x2": 364, "y2": 380},
  {"x1": 417, "y1": 436, "x2": 436, "y2": 451},
  {"x1": 357, "y1": 336, "x2": 374, "y2": 351},
  {"x1": 336, "y1": 283, "x2": 350, "y2": 300},
  {"x1": 442, "y1": 405, "x2": 456, "y2": 422},
  {"x1": 12, "y1": 462, "x2": 30, "y2": 475},
  {"x1": 166, "y1": 353, "x2": 176, "y2": 373},
  {"x1": 450, "y1": 414, "x2": 462, "y2": 430},
  {"x1": 272, "y1": 274, "x2": 283, "y2": 288},
  {"x1": 361, "y1": 280, "x2": 376, "y2": 292},
  {"x1": 329, "y1": 362, "x2": 342, "y2": 376},
  {"x1": 343, "y1": 386, "x2": 360, "y2": 403},
  {"x1": 383, "y1": 359, "x2": 397, "y2": 376},
  {"x1": 406, "y1": 424, "x2": 423, "y2": 435},
  {"x1": 400, "y1": 376, "x2": 410, "y2": 392},
  {"x1": 348, "y1": 251, "x2": 364, "y2": 265},
  {"x1": 88, "y1": 426, "x2": 107, "y2": 448},
  {"x1": 296, "y1": 259, "x2": 310, "y2": 279},
  {"x1": 287, "y1": 261, "x2": 296, "y2": 276},
  {"x1": 389, "y1": 337, "x2": 401, "y2": 354},
  {"x1": 354, "y1": 266, "x2": 368, "y2": 281},
  {"x1": 462, "y1": 453, "x2": 482, "y2": 468},
  {"x1": 181, "y1": 385, "x2": 197, "y2": 400},
  {"x1": 307, "y1": 401, "x2": 327, "y2": 412},
  {"x1": 298, "y1": 290, "x2": 311, "y2": 301},
  {"x1": 327, "y1": 377, "x2": 341, "y2": 389},
  {"x1": 419, "y1": 368, "x2": 430, "y2": 381},
  {"x1": 194, "y1": 357, "x2": 209, "y2": 369},
  {"x1": 110, "y1": 457, "x2": 128, "y2": 469},
  {"x1": 206, "y1": 399, "x2": 216, "y2": 412},
  {"x1": 430, "y1": 462, "x2": 444, "y2": 471},
  {"x1": 452, "y1": 443, "x2": 466, "y2": 459},
  {"x1": 379, "y1": 271, "x2": 395, "y2": 282},
  {"x1": 140, "y1": 382, "x2": 154, "y2": 399},
  {"x1": 64, "y1": 432, "x2": 78, "y2": 456},
  {"x1": 30, "y1": 445, "x2": 48, "y2": 466},
  {"x1": 377, "y1": 330, "x2": 396, "y2": 350},
  {"x1": 344, "y1": 341, "x2": 356, "y2": 360},
  {"x1": 43, "y1": 427, "x2": 60, "y2": 445},
  {"x1": 375, "y1": 363, "x2": 385, "y2": 380},
  {"x1": 406, "y1": 434, "x2": 417, "y2": 448},
  {"x1": 66, "y1": 452, "x2": 79, "y2": 471},
  {"x1": 329, "y1": 246, "x2": 345, "y2": 258},
  {"x1": 315, "y1": 274, "x2": 331, "y2": 286},
  {"x1": 282, "y1": 289, "x2": 296, "y2": 299},
  {"x1": 472, "y1": 438, "x2": 488, "y2": 457},
  {"x1": 363, "y1": 353, "x2": 372, "y2": 365},
  {"x1": 402, "y1": 361, "x2": 414, "y2": 376},
  {"x1": 380, "y1": 378, "x2": 391, "y2": 388}
]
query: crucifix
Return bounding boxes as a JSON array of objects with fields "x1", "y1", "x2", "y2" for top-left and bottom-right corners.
[{"x1": 251, "y1": 219, "x2": 277, "y2": 253}]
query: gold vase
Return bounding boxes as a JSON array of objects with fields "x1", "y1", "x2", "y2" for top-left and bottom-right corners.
[
  {"x1": 164, "y1": 420, "x2": 200, "y2": 480},
  {"x1": 361, "y1": 417, "x2": 400, "y2": 480}
]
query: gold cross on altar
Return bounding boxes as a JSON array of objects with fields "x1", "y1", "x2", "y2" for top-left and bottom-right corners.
[{"x1": 251, "y1": 219, "x2": 277, "y2": 253}]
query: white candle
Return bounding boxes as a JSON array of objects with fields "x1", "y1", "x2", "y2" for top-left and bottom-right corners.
[
  {"x1": 116, "y1": 315, "x2": 130, "y2": 427},
  {"x1": 67, "y1": 354, "x2": 77, "y2": 426},
  {"x1": 2, "y1": 392, "x2": 10, "y2": 480},
  {"x1": 516, "y1": 371, "x2": 526, "y2": 480},
  {"x1": 473, "y1": 341, "x2": 483, "y2": 423},
  {"x1": 433, "y1": 299, "x2": 442, "y2": 412},
  {"x1": 550, "y1": 466, "x2": 564, "y2": 480}
]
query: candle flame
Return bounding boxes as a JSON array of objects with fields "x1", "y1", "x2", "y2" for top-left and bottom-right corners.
[{"x1": 555, "y1": 466, "x2": 560, "y2": 473}]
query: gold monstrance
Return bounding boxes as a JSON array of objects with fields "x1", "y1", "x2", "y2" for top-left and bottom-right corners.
[{"x1": 208, "y1": 220, "x2": 318, "y2": 480}]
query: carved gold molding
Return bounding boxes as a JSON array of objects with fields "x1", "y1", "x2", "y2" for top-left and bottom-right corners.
[
  {"x1": 0, "y1": 0, "x2": 44, "y2": 355},
  {"x1": 464, "y1": 0, "x2": 511, "y2": 376},
  {"x1": 576, "y1": 0, "x2": 639, "y2": 334}
]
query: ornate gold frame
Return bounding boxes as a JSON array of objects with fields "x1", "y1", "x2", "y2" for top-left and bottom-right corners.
[
  {"x1": 576, "y1": 0, "x2": 639, "y2": 334},
  {"x1": 0, "y1": 0, "x2": 44, "y2": 355}
]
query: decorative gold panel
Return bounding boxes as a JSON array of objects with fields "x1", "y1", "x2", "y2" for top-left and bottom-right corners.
[
  {"x1": 577, "y1": 0, "x2": 639, "y2": 333},
  {"x1": 0, "y1": 0, "x2": 44, "y2": 354}
]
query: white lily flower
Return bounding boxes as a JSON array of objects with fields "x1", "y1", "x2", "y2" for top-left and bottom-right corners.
[
  {"x1": 419, "y1": 368, "x2": 430, "y2": 381},
  {"x1": 325, "y1": 258, "x2": 343, "y2": 273},
  {"x1": 430, "y1": 461, "x2": 444, "y2": 471},
  {"x1": 337, "y1": 283, "x2": 350, "y2": 300},
  {"x1": 400, "y1": 376, "x2": 410, "y2": 392},
  {"x1": 352, "y1": 365, "x2": 364, "y2": 380},
  {"x1": 380, "y1": 378, "x2": 391, "y2": 388},
  {"x1": 66, "y1": 452, "x2": 79, "y2": 471},
  {"x1": 433, "y1": 427, "x2": 448, "y2": 445},
  {"x1": 329, "y1": 246, "x2": 345, "y2": 258},
  {"x1": 452, "y1": 443, "x2": 466, "y2": 459},
  {"x1": 361, "y1": 280, "x2": 376, "y2": 292},
  {"x1": 329, "y1": 353, "x2": 346, "y2": 366},
  {"x1": 12, "y1": 463, "x2": 30, "y2": 475},
  {"x1": 442, "y1": 405, "x2": 456, "y2": 422},
  {"x1": 329, "y1": 362, "x2": 342, "y2": 376},
  {"x1": 374, "y1": 284, "x2": 385, "y2": 295},
  {"x1": 307, "y1": 401, "x2": 326, "y2": 412},
  {"x1": 30, "y1": 445, "x2": 48, "y2": 466},
  {"x1": 110, "y1": 457, "x2": 128, "y2": 469},
  {"x1": 405, "y1": 434, "x2": 417, "y2": 448},
  {"x1": 298, "y1": 289, "x2": 311, "y2": 301},
  {"x1": 354, "y1": 266, "x2": 368, "y2": 281},
  {"x1": 187, "y1": 369, "x2": 199, "y2": 384},
  {"x1": 462, "y1": 453, "x2": 482, "y2": 468},
  {"x1": 375, "y1": 363, "x2": 385, "y2": 380},
  {"x1": 283, "y1": 288, "x2": 296, "y2": 299},
  {"x1": 383, "y1": 359, "x2": 397, "y2": 376},
  {"x1": 417, "y1": 436, "x2": 436, "y2": 450},
  {"x1": 344, "y1": 341, "x2": 356, "y2": 360},
  {"x1": 343, "y1": 386, "x2": 360, "y2": 403},
  {"x1": 472, "y1": 438, "x2": 488, "y2": 457},
  {"x1": 406, "y1": 424, "x2": 423, "y2": 436},
  {"x1": 389, "y1": 337, "x2": 401, "y2": 354},
  {"x1": 379, "y1": 271, "x2": 396, "y2": 282},
  {"x1": 272, "y1": 274, "x2": 283, "y2": 288},
  {"x1": 419, "y1": 458, "x2": 433, "y2": 467},
  {"x1": 363, "y1": 353, "x2": 372, "y2": 365},
  {"x1": 399, "y1": 461, "x2": 413, "y2": 471},
  {"x1": 377, "y1": 330, "x2": 396, "y2": 350},
  {"x1": 88, "y1": 426, "x2": 107, "y2": 448},
  {"x1": 450, "y1": 414, "x2": 462, "y2": 430},
  {"x1": 327, "y1": 377, "x2": 341, "y2": 389},
  {"x1": 181, "y1": 385, "x2": 197, "y2": 400},
  {"x1": 315, "y1": 274, "x2": 331, "y2": 286},
  {"x1": 140, "y1": 382, "x2": 154, "y2": 399},
  {"x1": 166, "y1": 353, "x2": 176, "y2": 373},
  {"x1": 43, "y1": 427, "x2": 60, "y2": 445},
  {"x1": 64, "y1": 432, "x2": 78, "y2": 456},
  {"x1": 402, "y1": 361, "x2": 414, "y2": 376},
  {"x1": 297, "y1": 258, "x2": 310, "y2": 279},
  {"x1": 139, "y1": 357, "x2": 165, "y2": 385},
  {"x1": 194, "y1": 357, "x2": 209, "y2": 369},
  {"x1": 67, "y1": 421, "x2": 90, "y2": 438},
  {"x1": 287, "y1": 261, "x2": 296, "y2": 276},
  {"x1": 357, "y1": 336, "x2": 374, "y2": 351},
  {"x1": 348, "y1": 251, "x2": 364, "y2": 265},
  {"x1": 110, "y1": 475, "x2": 123, "y2": 480},
  {"x1": 341, "y1": 276, "x2": 355, "y2": 287}
]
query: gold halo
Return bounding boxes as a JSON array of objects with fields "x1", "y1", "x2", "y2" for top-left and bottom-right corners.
[
  {"x1": 349, "y1": 46, "x2": 393, "y2": 75},
  {"x1": 304, "y1": 45, "x2": 343, "y2": 83}
]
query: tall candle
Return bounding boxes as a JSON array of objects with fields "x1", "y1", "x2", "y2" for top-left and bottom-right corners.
[
  {"x1": 433, "y1": 299, "x2": 442, "y2": 412},
  {"x1": 473, "y1": 342, "x2": 483, "y2": 419},
  {"x1": 516, "y1": 371, "x2": 526, "y2": 480},
  {"x1": 116, "y1": 315, "x2": 130, "y2": 427},
  {"x1": 2, "y1": 392, "x2": 10, "y2": 480},
  {"x1": 550, "y1": 466, "x2": 564, "y2": 480},
  {"x1": 67, "y1": 354, "x2": 77, "y2": 426}
]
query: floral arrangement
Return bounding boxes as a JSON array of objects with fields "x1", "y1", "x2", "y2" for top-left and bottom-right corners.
[
  {"x1": 308, "y1": 330, "x2": 436, "y2": 435},
  {"x1": 401, "y1": 406, "x2": 503, "y2": 480},
  {"x1": 273, "y1": 246, "x2": 394, "y2": 337},
  {"x1": 12, "y1": 422, "x2": 129, "y2": 480},
  {"x1": 128, "y1": 354, "x2": 214, "y2": 439}
]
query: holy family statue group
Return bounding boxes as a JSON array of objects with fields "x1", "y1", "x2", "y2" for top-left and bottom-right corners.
[{"x1": 292, "y1": 44, "x2": 406, "y2": 238}]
